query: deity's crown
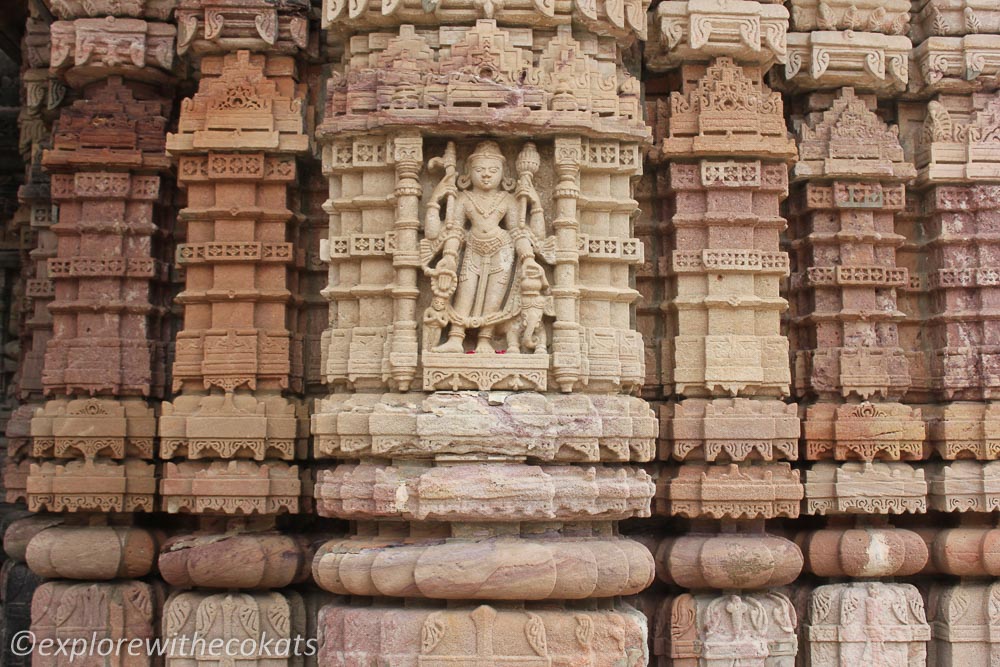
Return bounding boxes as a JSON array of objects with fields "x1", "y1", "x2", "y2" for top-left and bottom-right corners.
[{"x1": 468, "y1": 141, "x2": 505, "y2": 164}]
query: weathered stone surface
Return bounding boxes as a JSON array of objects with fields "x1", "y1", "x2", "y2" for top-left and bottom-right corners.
[
  {"x1": 26, "y1": 459, "x2": 156, "y2": 512},
  {"x1": 160, "y1": 460, "x2": 302, "y2": 515},
  {"x1": 911, "y1": 0, "x2": 1000, "y2": 43},
  {"x1": 314, "y1": 533, "x2": 654, "y2": 599},
  {"x1": 805, "y1": 461, "x2": 928, "y2": 514},
  {"x1": 649, "y1": 0, "x2": 789, "y2": 70},
  {"x1": 911, "y1": 35, "x2": 1000, "y2": 95},
  {"x1": 789, "y1": 0, "x2": 909, "y2": 34},
  {"x1": 313, "y1": 392, "x2": 655, "y2": 462},
  {"x1": 928, "y1": 581, "x2": 1000, "y2": 666},
  {"x1": 318, "y1": 603, "x2": 649, "y2": 665},
  {"x1": 800, "y1": 527, "x2": 928, "y2": 577},
  {"x1": 31, "y1": 581, "x2": 161, "y2": 667},
  {"x1": 656, "y1": 533, "x2": 803, "y2": 589},
  {"x1": 159, "y1": 530, "x2": 313, "y2": 589},
  {"x1": 925, "y1": 402, "x2": 1000, "y2": 459},
  {"x1": 26, "y1": 525, "x2": 158, "y2": 579},
  {"x1": 316, "y1": 461, "x2": 655, "y2": 522},
  {"x1": 662, "y1": 398, "x2": 800, "y2": 462},
  {"x1": 803, "y1": 402, "x2": 926, "y2": 461},
  {"x1": 927, "y1": 460, "x2": 1000, "y2": 511},
  {"x1": 660, "y1": 462, "x2": 804, "y2": 519},
  {"x1": 658, "y1": 57, "x2": 797, "y2": 159},
  {"x1": 164, "y1": 590, "x2": 304, "y2": 663},
  {"x1": 928, "y1": 527, "x2": 1000, "y2": 575},
  {"x1": 653, "y1": 592, "x2": 798, "y2": 666},
  {"x1": 806, "y1": 583, "x2": 929, "y2": 664},
  {"x1": 783, "y1": 31, "x2": 910, "y2": 93}
]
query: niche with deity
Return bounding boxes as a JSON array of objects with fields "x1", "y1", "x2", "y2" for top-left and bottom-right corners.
[{"x1": 418, "y1": 139, "x2": 557, "y2": 391}]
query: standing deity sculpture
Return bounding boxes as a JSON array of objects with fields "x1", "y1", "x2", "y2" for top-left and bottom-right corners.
[{"x1": 420, "y1": 140, "x2": 555, "y2": 355}]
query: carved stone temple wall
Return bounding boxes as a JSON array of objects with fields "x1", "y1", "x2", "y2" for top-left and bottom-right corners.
[{"x1": 0, "y1": 0, "x2": 997, "y2": 664}]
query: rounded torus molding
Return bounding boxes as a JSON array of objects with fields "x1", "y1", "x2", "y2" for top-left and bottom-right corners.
[
  {"x1": 930, "y1": 527, "x2": 1000, "y2": 576},
  {"x1": 656, "y1": 534, "x2": 803, "y2": 589},
  {"x1": 26, "y1": 525, "x2": 159, "y2": 580},
  {"x1": 159, "y1": 532, "x2": 314, "y2": 589},
  {"x1": 3, "y1": 514, "x2": 66, "y2": 563},
  {"x1": 313, "y1": 535, "x2": 655, "y2": 600},
  {"x1": 801, "y1": 527, "x2": 928, "y2": 578}
]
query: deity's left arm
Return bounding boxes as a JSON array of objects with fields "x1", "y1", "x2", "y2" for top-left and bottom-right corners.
[{"x1": 506, "y1": 197, "x2": 536, "y2": 259}]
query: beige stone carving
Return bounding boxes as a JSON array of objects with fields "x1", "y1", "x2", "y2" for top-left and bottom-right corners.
[
  {"x1": 911, "y1": 92, "x2": 1000, "y2": 184},
  {"x1": 312, "y1": 392, "x2": 655, "y2": 462},
  {"x1": 319, "y1": 132, "x2": 644, "y2": 395},
  {"x1": 321, "y1": 22, "x2": 647, "y2": 141},
  {"x1": 805, "y1": 461, "x2": 928, "y2": 515},
  {"x1": 160, "y1": 460, "x2": 302, "y2": 515},
  {"x1": 912, "y1": 35, "x2": 1000, "y2": 95},
  {"x1": 315, "y1": 461, "x2": 655, "y2": 522},
  {"x1": 661, "y1": 462, "x2": 804, "y2": 519},
  {"x1": 321, "y1": 0, "x2": 650, "y2": 41},
  {"x1": 911, "y1": 0, "x2": 1000, "y2": 44},
  {"x1": 783, "y1": 31, "x2": 911, "y2": 93},
  {"x1": 649, "y1": 0, "x2": 789, "y2": 70},
  {"x1": 659, "y1": 57, "x2": 797, "y2": 158},
  {"x1": 789, "y1": 0, "x2": 909, "y2": 34},
  {"x1": 26, "y1": 459, "x2": 156, "y2": 512},
  {"x1": 926, "y1": 460, "x2": 1000, "y2": 511},
  {"x1": 420, "y1": 141, "x2": 553, "y2": 358},
  {"x1": 663, "y1": 398, "x2": 800, "y2": 462}
]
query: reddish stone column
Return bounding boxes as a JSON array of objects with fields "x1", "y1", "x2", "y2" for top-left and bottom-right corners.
[
  {"x1": 156, "y1": 0, "x2": 320, "y2": 653},
  {"x1": 645, "y1": 46, "x2": 804, "y2": 662},
  {"x1": 19, "y1": 0, "x2": 177, "y2": 660}
]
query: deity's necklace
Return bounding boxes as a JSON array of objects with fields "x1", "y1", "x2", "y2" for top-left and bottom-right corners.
[{"x1": 466, "y1": 189, "x2": 507, "y2": 217}]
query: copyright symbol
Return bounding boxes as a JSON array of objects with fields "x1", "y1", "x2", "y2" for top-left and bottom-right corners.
[{"x1": 11, "y1": 630, "x2": 35, "y2": 657}]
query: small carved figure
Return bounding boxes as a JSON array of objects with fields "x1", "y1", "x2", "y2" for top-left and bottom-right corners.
[{"x1": 421, "y1": 140, "x2": 553, "y2": 354}]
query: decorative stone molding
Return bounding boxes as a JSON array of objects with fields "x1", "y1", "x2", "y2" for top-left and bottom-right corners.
[
  {"x1": 322, "y1": 0, "x2": 650, "y2": 41},
  {"x1": 315, "y1": 461, "x2": 655, "y2": 521},
  {"x1": 911, "y1": 35, "x2": 1000, "y2": 95},
  {"x1": 318, "y1": 604, "x2": 649, "y2": 665},
  {"x1": 789, "y1": 0, "x2": 909, "y2": 34},
  {"x1": 783, "y1": 31, "x2": 911, "y2": 93},
  {"x1": 911, "y1": 0, "x2": 1000, "y2": 44},
  {"x1": 806, "y1": 583, "x2": 930, "y2": 666},
  {"x1": 649, "y1": 0, "x2": 789, "y2": 70},
  {"x1": 805, "y1": 461, "x2": 928, "y2": 515},
  {"x1": 312, "y1": 392, "x2": 655, "y2": 462}
]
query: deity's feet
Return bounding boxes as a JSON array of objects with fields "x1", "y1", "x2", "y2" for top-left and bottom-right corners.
[
  {"x1": 475, "y1": 339, "x2": 496, "y2": 354},
  {"x1": 432, "y1": 337, "x2": 465, "y2": 354}
]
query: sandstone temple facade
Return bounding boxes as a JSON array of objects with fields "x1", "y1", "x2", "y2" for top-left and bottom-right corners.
[{"x1": 0, "y1": 0, "x2": 997, "y2": 664}]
